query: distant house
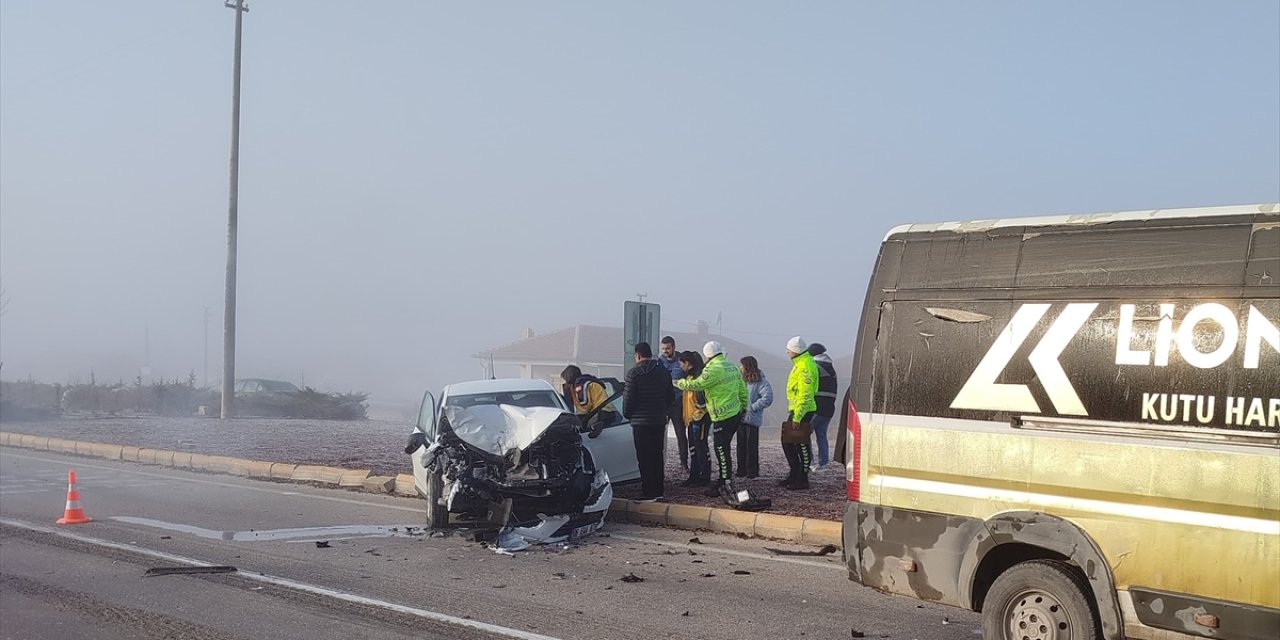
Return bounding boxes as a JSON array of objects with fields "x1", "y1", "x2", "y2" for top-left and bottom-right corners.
[
  {"x1": 475, "y1": 320, "x2": 781, "y2": 382},
  {"x1": 473, "y1": 321, "x2": 850, "y2": 430}
]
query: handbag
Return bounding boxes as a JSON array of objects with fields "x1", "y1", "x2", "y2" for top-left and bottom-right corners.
[{"x1": 780, "y1": 418, "x2": 812, "y2": 444}]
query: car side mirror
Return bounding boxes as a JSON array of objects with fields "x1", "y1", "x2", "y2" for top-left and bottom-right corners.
[{"x1": 403, "y1": 432, "x2": 427, "y2": 455}]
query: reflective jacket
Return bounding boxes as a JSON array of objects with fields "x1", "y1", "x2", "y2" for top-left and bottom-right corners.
[
  {"x1": 787, "y1": 351, "x2": 819, "y2": 418},
  {"x1": 675, "y1": 354, "x2": 748, "y2": 422}
]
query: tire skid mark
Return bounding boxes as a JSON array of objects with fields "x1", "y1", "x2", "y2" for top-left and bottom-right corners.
[{"x1": 0, "y1": 573, "x2": 246, "y2": 640}]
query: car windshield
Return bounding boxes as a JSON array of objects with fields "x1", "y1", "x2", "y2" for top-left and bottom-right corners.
[{"x1": 444, "y1": 391, "x2": 564, "y2": 411}]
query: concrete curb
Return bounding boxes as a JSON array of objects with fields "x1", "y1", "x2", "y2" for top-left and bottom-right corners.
[{"x1": 0, "y1": 430, "x2": 842, "y2": 546}]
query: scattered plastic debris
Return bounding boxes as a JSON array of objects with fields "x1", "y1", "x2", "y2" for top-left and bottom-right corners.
[
  {"x1": 620, "y1": 573, "x2": 644, "y2": 583},
  {"x1": 765, "y1": 544, "x2": 838, "y2": 556},
  {"x1": 688, "y1": 537, "x2": 702, "y2": 544},
  {"x1": 495, "y1": 529, "x2": 531, "y2": 553},
  {"x1": 732, "y1": 570, "x2": 751, "y2": 575},
  {"x1": 314, "y1": 541, "x2": 331, "y2": 548}
]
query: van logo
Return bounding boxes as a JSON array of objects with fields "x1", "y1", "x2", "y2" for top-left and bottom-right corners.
[{"x1": 950, "y1": 303, "x2": 1098, "y2": 415}]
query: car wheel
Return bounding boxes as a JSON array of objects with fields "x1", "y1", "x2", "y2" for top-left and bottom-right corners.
[
  {"x1": 982, "y1": 560, "x2": 1101, "y2": 640},
  {"x1": 425, "y1": 469, "x2": 447, "y2": 529}
]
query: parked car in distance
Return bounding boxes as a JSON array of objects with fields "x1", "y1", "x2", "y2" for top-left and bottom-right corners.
[{"x1": 234, "y1": 379, "x2": 301, "y2": 395}]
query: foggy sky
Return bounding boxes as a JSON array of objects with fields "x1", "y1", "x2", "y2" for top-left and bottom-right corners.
[{"x1": 2, "y1": 1, "x2": 1278, "y2": 409}]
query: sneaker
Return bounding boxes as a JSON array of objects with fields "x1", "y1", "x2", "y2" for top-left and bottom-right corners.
[
  {"x1": 784, "y1": 478, "x2": 810, "y2": 491},
  {"x1": 775, "y1": 476, "x2": 794, "y2": 487},
  {"x1": 633, "y1": 495, "x2": 665, "y2": 504}
]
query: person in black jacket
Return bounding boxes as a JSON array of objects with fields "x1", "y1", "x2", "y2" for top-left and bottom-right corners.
[
  {"x1": 623, "y1": 341, "x2": 676, "y2": 502},
  {"x1": 808, "y1": 343, "x2": 838, "y2": 468}
]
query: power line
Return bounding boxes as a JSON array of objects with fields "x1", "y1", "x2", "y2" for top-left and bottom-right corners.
[{"x1": 663, "y1": 316, "x2": 854, "y2": 344}]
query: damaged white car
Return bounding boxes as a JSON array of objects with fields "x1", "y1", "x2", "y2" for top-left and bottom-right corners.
[{"x1": 404, "y1": 379, "x2": 635, "y2": 548}]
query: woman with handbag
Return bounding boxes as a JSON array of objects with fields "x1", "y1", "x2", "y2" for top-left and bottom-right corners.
[{"x1": 781, "y1": 336, "x2": 818, "y2": 490}]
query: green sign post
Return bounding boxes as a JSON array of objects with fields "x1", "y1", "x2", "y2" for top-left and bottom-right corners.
[{"x1": 623, "y1": 300, "x2": 661, "y2": 375}]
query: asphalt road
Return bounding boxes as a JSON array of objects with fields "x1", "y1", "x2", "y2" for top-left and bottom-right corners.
[{"x1": 0, "y1": 448, "x2": 979, "y2": 640}]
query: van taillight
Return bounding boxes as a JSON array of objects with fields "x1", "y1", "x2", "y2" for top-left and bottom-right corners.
[{"x1": 847, "y1": 398, "x2": 862, "y2": 502}]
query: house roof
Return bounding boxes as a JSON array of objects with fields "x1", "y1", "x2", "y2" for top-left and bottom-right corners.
[{"x1": 475, "y1": 325, "x2": 792, "y2": 370}]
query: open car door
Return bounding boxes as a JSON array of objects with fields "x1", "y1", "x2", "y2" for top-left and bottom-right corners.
[{"x1": 578, "y1": 378, "x2": 641, "y2": 484}]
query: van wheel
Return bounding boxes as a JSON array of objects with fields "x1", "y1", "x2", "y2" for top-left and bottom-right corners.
[
  {"x1": 982, "y1": 560, "x2": 1101, "y2": 640},
  {"x1": 425, "y1": 470, "x2": 447, "y2": 529}
]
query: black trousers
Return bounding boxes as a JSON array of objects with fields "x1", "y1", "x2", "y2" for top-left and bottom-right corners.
[
  {"x1": 782, "y1": 411, "x2": 814, "y2": 480},
  {"x1": 710, "y1": 412, "x2": 742, "y2": 483},
  {"x1": 687, "y1": 417, "x2": 711, "y2": 481},
  {"x1": 736, "y1": 422, "x2": 760, "y2": 477},
  {"x1": 667, "y1": 399, "x2": 688, "y2": 466},
  {"x1": 631, "y1": 417, "x2": 667, "y2": 498}
]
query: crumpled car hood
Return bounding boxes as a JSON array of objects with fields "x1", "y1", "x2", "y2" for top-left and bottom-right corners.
[{"x1": 443, "y1": 404, "x2": 576, "y2": 458}]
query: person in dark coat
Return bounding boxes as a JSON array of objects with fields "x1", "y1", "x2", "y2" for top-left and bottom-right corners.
[
  {"x1": 657, "y1": 336, "x2": 689, "y2": 469},
  {"x1": 808, "y1": 343, "x2": 838, "y2": 468},
  {"x1": 623, "y1": 341, "x2": 676, "y2": 502}
]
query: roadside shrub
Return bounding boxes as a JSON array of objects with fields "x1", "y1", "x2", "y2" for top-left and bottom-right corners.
[
  {"x1": 0, "y1": 377, "x2": 367, "y2": 420},
  {"x1": 235, "y1": 387, "x2": 368, "y2": 420}
]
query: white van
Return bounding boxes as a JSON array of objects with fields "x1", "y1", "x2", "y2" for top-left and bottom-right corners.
[{"x1": 838, "y1": 204, "x2": 1279, "y2": 639}]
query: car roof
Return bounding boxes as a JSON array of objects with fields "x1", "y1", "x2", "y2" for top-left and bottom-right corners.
[{"x1": 441, "y1": 378, "x2": 559, "y2": 397}]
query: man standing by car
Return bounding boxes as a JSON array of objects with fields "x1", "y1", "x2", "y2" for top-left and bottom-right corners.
[
  {"x1": 676, "y1": 341, "x2": 749, "y2": 497},
  {"x1": 624, "y1": 342, "x2": 676, "y2": 503},
  {"x1": 657, "y1": 336, "x2": 689, "y2": 470}
]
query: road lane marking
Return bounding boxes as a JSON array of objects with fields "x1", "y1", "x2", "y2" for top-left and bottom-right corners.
[
  {"x1": 0, "y1": 452, "x2": 422, "y2": 513},
  {"x1": 2, "y1": 451, "x2": 845, "y2": 568},
  {"x1": 0, "y1": 517, "x2": 565, "y2": 640},
  {"x1": 112, "y1": 516, "x2": 426, "y2": 542}
]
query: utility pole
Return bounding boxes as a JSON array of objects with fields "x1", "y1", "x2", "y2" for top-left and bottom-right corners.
[
  {"x1": 203, "y1": 306, "x2": 210, "y2": 388},
  {"x1": 221, "y1": 0, "x2": 248, "y2": 419}
]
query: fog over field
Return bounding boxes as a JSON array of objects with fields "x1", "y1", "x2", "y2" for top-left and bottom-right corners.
[{"x1": 2, "y1": 1, "x2": 1277, "y2": 411}]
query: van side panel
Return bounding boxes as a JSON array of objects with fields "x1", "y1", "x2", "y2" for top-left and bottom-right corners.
[
  {"x1": 844, "y1": 212, "x2": 1280, "y2": 634},
  {"x1": 871, "y1": 419, "x2": 1278, "y2": 606}
]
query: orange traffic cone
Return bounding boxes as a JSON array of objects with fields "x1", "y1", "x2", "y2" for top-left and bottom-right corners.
[{"x1": 56, "y1": 469, "x2": 92, "y2": 525}]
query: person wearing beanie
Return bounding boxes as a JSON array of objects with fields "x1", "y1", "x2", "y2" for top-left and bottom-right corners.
[
  {"x1": 807, "y1": 343, "x2": 838, "y2": 468},
  {"x1": 702, "y1": 340, "x2": 723, "y2": 361},
  {"x1": 623, "y1": 341, "x2": 676, "y2": 503},
  {"x1": 782, "y1": 336, "x2": 819, "y2": 490},
  {"x1": 786, "y1": 335, "x2": 807, "y2": 354},
  {"x1": 676, "y1": 341, "x2": 749, "y2": 496}
]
